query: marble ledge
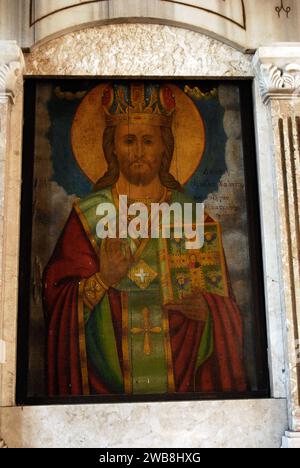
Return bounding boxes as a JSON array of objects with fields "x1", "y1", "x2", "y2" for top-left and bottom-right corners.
[
  {"x1": 282, "y1": 431, "x2": 300, "y2": 448},
  {"x1": 0, "y1": 399, "x2": 288, "y2": 448}
]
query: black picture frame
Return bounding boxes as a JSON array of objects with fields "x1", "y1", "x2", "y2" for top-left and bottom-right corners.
[{"x1": 16, "y1": 78, "x2": 270, "y2": 406}]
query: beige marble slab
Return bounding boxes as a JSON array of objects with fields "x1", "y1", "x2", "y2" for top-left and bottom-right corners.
[{"x1": 1, "y1": 399, "x2": 288, "y2": 448}]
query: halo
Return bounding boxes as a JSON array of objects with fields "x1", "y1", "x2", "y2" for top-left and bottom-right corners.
[{"x1": 71, "y1": 83, "x2": 206, "y2": 185}]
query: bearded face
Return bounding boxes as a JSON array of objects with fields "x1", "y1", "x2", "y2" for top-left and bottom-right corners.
[{"x1": 113, "y1": 124, "x2": 165, "y2": 186}]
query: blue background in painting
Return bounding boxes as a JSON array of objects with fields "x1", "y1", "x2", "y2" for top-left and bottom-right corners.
[{"x1": 47, "y1": 82, "x2": 227, "y2": 200}]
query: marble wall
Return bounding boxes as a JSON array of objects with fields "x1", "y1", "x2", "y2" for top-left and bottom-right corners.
[
  {"x1": 0, "y1": 16, "x2": 299, "y2": 447},
  {"x1": 1, "y1": 0, "x2": 300, "y2": 51}
]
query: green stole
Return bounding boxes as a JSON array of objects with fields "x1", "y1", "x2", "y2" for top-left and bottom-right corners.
[{"x1": 75, "y1": 187, "x2": 215, "y2": 395}]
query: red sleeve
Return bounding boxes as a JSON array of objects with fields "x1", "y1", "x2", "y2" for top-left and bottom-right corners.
[
  {"x1": 169, "y1": 292, "x2": 247, "y2": 393},
  {"x1": 195, "y1": 293, "x2": 247, "y2": 393},
  {"x1": 43, "y1": 209, "x2": 98, "y2": 396}
]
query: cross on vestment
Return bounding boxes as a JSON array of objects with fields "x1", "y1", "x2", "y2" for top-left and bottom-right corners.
[
  {"x1": 128, "y1": 259, "x2": 158, "y2": 290},
  {"x1": 131, "y1": 307, "x2": 162, "y2": 355},
  {"x1": 135, "y1": 268, "x2": 149, "y2": 284}
]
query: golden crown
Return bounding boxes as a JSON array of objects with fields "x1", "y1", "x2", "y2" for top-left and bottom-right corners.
[{"x1": 102, "y1": 83, "x2": 176, "y2": 128}]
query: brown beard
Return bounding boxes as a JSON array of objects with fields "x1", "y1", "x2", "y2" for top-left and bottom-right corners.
[{"x1": 119, "y1": 159, "x2": 159, "y2": 186}]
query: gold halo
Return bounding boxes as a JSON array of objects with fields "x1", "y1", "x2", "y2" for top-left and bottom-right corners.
[{"x1": 71, "y1": 83, "x2": 206, "y2": 185}]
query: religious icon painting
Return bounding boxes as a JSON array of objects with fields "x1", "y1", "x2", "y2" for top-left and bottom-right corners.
[{"x1": 17, "y1": 79, "x2": 270, "y2": 403}]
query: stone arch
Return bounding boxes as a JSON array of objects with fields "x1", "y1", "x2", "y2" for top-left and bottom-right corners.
[{"x1": 24, "y1": 23, "x2": 253, "y2": 77}]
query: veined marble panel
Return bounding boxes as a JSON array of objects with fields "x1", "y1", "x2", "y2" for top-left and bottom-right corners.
[
  {"x1": 24, "y1": 23, "x2": 252, "y2": 77},
  {"x1": 1, "y1": 399, "x2": 288, "y2": 448}
]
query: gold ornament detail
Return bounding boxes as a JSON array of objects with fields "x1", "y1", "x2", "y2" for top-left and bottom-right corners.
[
  {"x1": 184, "y1": 85, "x2": 218, "y2": 100},
  {"x1": 128, "y1": 260, "x2": 158, "y2": 290},
  {"x1": 131, "y1": 307, "x2": 162, "y2": 355},
  {"x1": 82, "y1": 273, "x2": 108, "y2": 309}
]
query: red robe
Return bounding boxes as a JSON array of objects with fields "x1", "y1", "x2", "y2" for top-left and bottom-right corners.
[{"x1": 43, "y1": 209, "x2": 247, "y2": 396}]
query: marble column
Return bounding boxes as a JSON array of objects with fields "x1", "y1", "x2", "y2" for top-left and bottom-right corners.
[
  {"x1": 254, "y1": 44, "x2": 300, "y2": 448},
  {"x1": 0, "y1": 40, "x2": 24, "y2": 426}
]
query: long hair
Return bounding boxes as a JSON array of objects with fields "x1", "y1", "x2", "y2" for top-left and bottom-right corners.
[{"x1": 93, "y1": 126, "x2": 183, "y2": 192}]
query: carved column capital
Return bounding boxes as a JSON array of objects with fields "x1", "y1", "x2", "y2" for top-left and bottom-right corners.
[
  {"x1": 253, "y1": 44, "x2": 300, "y2": 104},
  {"x1": 0, "y1": 41, "x2": 25, "y2": 104}
]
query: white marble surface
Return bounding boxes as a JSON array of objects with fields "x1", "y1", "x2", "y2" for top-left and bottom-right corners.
[
  {"x1": 1, "y1": 0, "x2": 300, "y2": 51},
  {"x1": 252, "y1": 80, "x2": 287, "y2": 399},
  {"x1": 282, "y1": 431, "x2": 300, "y2": 448},
  {"x1": 24, "y1": 23, "x2": 252, "y2": 77},
  {"x1": 254, "y1": 45, "x2": 300, "y2": 433},
  {"x1": 0, "y1": 400, "x2": 288, "y2": 448},
  {"x1": 0, "y1": 41, "x2": 24, "y2": 409}
]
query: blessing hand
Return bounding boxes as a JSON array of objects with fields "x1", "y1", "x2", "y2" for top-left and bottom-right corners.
[{"x1": 99, "y1": 238, "x2": 134, "y2": 287}]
